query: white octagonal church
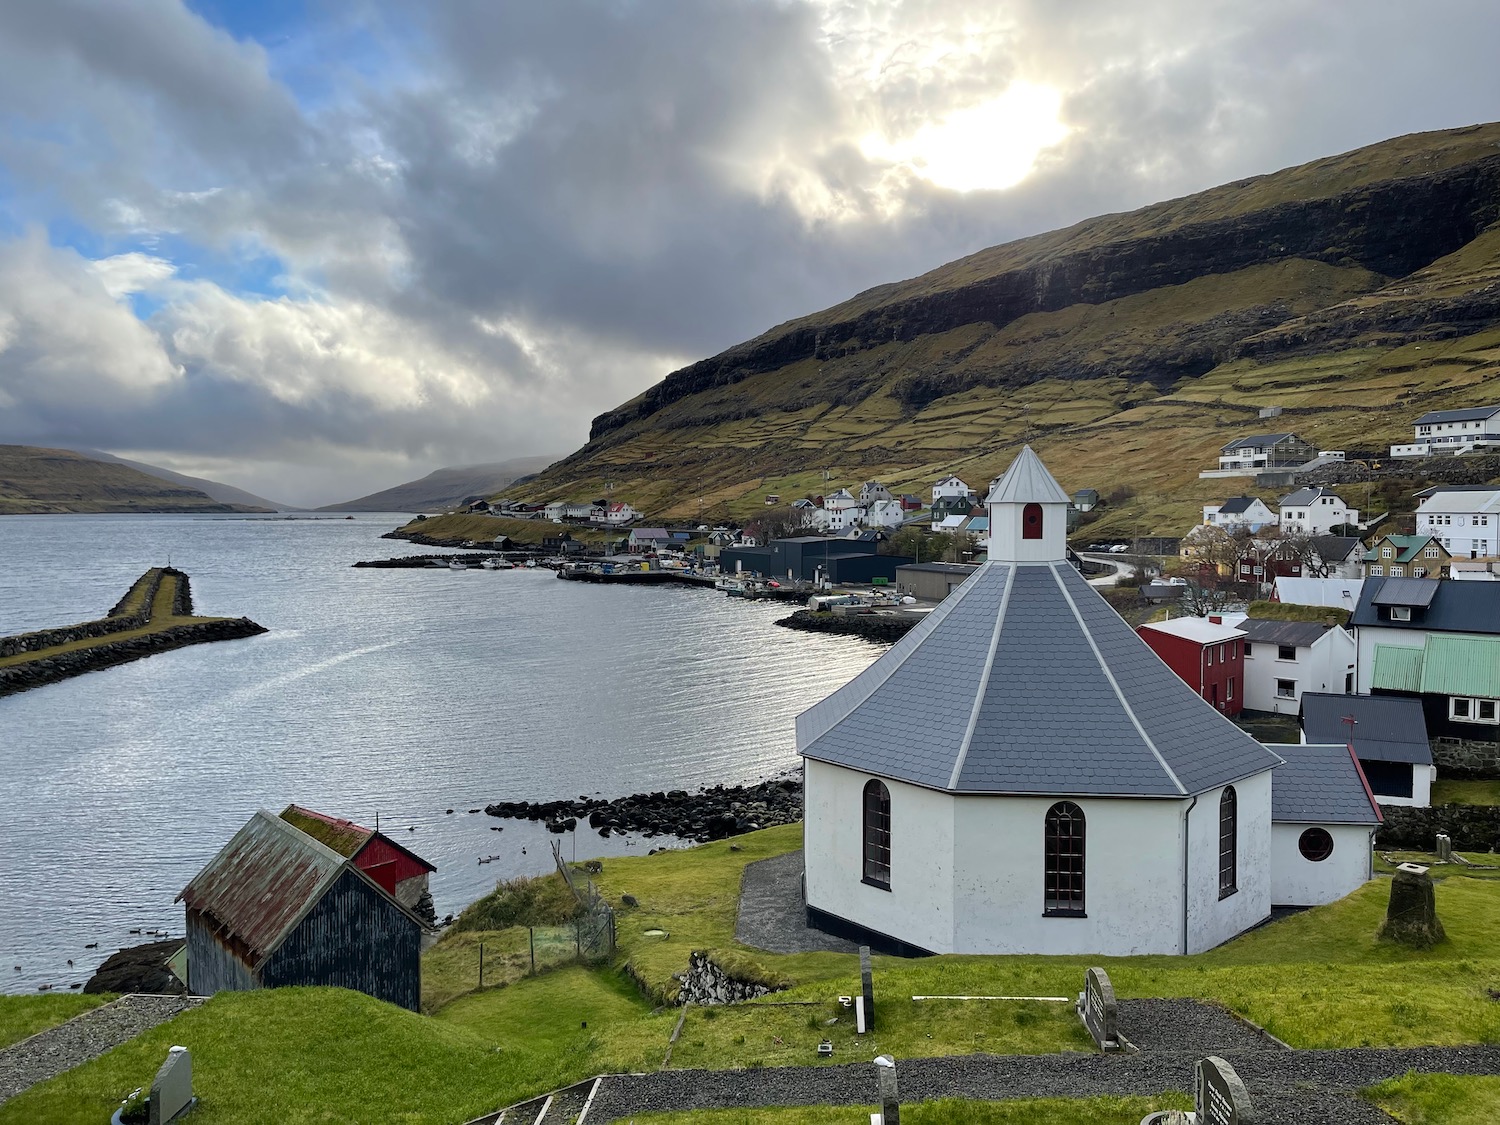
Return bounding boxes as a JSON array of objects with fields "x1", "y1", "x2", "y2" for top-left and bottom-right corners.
[{"x1": 797, "y1": 447, "x2": 1286, "y2": 957}]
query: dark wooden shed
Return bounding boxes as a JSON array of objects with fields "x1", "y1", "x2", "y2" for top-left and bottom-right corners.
[{"x1": 177, "y1": 811, "x2": 425, "y2": 1011}]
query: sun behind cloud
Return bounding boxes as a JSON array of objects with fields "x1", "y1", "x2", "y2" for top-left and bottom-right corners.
[{"x1": 863, "y1": 82, "x2": 1070, "y2": 192}]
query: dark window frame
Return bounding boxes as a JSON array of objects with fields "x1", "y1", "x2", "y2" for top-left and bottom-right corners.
[
  {"x1": 1044, "y1": 801, "x2": 1086, "y2": 917},
  {"x1": 1298, "y1": 827, "x2": 1334, "y2": 862},
  {"x1": 861, "y1": 779, "x2": 891, "y2": 890},
  {"x1": 1218, "y1": 786, "x2": 1238, "y2": 899}
]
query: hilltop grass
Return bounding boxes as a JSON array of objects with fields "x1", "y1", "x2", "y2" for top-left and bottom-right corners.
[
  {"x1": 611, "y1": 1094, "x2": 1195, "y2": 1125},
  {"x1": 1366, "y1": 1074, "x2": 1500, "y2": 1124},
  {"x1": 0, "y1": 994, "x2": 108, "y2": 1050}
]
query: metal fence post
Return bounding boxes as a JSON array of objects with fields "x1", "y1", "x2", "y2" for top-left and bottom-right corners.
[
  {"x1": 478, "y1": 942, "x2": 484, "y2": 989},
  {"x1": 529, "y1": 927, "x2": 535, "y2": 974}
]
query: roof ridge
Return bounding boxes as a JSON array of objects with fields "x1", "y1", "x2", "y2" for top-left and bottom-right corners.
[
  {"x1": 1048, "y1": 563, "x2": 1187, "y2": 796},
  {"x1": 948, "y1": 565, "x2": 1016, "y2": 788}
]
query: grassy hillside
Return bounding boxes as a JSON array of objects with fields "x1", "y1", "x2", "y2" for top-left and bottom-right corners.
[
  {"x1": 0, "y1": 446, "x2": 260, "y2": 515},
  {"x1": 504, "y1": 122, "x2": 1500, "y2": 533}
]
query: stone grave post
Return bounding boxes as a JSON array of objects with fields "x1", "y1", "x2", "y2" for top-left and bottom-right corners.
[
  {"x1": 1077, "y1": 967, "x2": 1119, "y2": 1051},
  {"x1": 1435, "y1": 833, "x2": 1453, "y2": 862},
  {"x1": 873, "y1": 1054, "x2": 899, "y2": 1125},
  {"x1": 1195, "y1": 1055, "x2": 1255, "y2": 1125},
  {"x1": 859, "y1": 945, "x2": 875, "y2": 1033},
  {"x1": 1379, "y1": 862, "x2": 1446, "y2": 948},
  {"x1": 148, "y1": 1046, "x2": 194, "y2": 1125}
]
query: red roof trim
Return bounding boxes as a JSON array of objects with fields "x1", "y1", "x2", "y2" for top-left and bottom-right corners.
[{"x1": 1346, "y1": 741, "x2": 1385, "y2": 823}]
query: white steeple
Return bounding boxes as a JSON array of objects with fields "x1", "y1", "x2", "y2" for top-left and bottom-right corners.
[{"x1": 984, "y1": 445, "x2": 1070, "y2": 563}]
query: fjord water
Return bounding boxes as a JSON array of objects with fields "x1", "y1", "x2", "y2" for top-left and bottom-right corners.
[{"x1": 0, "y1": 515, "x2": 881, "y2": 994}]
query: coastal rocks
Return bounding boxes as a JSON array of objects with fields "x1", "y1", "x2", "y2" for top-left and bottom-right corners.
[
  {"x1": 775, "y1": 609, "x2": 914, "y2": 643},
  {"x1": 352, "y1": 553, "x2": 508, "y2": 568},
  {"x1": 485, "y1": 777, "x2": 802, "y2": 843},
  {"x1": 83, "y1": 940, "x2": 186, "y2": 996},
  {"x1": 673, "y1": 952, "x2": 776, "y2": 1006}
]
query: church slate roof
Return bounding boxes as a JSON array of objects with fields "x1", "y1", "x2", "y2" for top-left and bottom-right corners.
[
  {"x1": 797, "y1": 560, "x2": 1282, "y2": 798},
  {"x1": 1265, "y1": 744, "x2": 1383, "y2": 825}
]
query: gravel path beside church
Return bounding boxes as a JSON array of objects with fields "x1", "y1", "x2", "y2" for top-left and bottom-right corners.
[
  {"x1": 586, "y1": 1044, "x2": 1500, "y2": 1124},
  {"x1": 735, "y1": 851, "x2": 860, "y2": 955},
  {"x1": 0, "y1": 994, "x2": 202, "y2": 1105}
]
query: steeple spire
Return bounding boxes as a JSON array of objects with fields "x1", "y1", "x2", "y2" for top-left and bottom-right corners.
[{"x1": 985, "y1": 445, "x2": 1070, "y2": 563}]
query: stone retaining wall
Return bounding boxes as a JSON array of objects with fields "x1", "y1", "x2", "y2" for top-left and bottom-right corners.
[
  {"x1": 1297, "y1": 454, "x2": 1500, "y2": 487},
  {"x1": 673, "y1": 951, "x2": 777, "y2": 1006},
  {"x1": 0, "y1": 618, "x2": 267, "y2": 698},
  {"x1": 1431, "y1": 737, "x2": 1500, "y2": 779},
  {"x1": 1376, "y1": 804, "x2": 1500, "y2": 852}
]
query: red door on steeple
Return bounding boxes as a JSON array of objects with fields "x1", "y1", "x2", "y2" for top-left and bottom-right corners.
[{"x1": 1023, "y1": 503, "x2": 1043, "y2": 540}]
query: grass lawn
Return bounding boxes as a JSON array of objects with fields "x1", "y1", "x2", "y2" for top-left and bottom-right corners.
[
  {"x1": 609, "y1": 1094, "x2": 1194, "y2": 1125},
  {"x1": 1367, "y1": 1074, "x2": 1500, "y2": 1124},
  {"x1": 1432, "y1": 779, "x2": 1500, "y2": 806},
  {"x1": 421, "y1": 925, "x2": 581, "y2": 1012},
  {"x1": 0, "y1": 994, "x2": 109, "y2": 1049}
]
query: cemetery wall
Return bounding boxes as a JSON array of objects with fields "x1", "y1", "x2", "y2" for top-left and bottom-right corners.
[
  {"x1": 1186, "y1": 773, "x2": 1274, "y2": 954},
  {"x1": 803, "y1": 760, "x2": 955, "y2": 953},
  {"x1": 1377, "y1": 804, "x2": 1500, "y2": 851},
  {"x1": 1270, "y1": 822, "x2": 1375, "y2": 906},
  {"x1": 952, "y1": 792, "x2": 1185, "y2": 956}
]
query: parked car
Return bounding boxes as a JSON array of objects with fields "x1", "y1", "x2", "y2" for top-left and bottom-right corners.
[{"x1": 1108, "y1": 544, "x2": 1129, "y2": 553}]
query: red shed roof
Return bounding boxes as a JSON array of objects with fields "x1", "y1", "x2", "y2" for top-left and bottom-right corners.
[{"x1": 279, "y1": 804, "x2": 436, "y2": 875}]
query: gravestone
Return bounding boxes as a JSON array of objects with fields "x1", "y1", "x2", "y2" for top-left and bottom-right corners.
[
  {"x1": 855, "y1": 994, "x2": 867, "y2": 1033},
  {"x1": 859, "y1": 945, "x2": 875, "y2": 1033},
  {"x1": 1435, "y1": 833, "x2": 1453, "y2": 862},
  {"x1": 148, "y1": 1046, "x2": 193, "y2": 1125},
  {"x1": 1196, "y1": 1056, "x2": 1255, "y2": 1124},
  {"x1": 1077, "y1": 967, "x2": 1119, "y2": 1051},
  {"x1": 874, "y1": 1055, "x2": 899, "y2": 1125},
  {"x1": 1378, "y1": 862, "x2": 1446, "y2": 949}
]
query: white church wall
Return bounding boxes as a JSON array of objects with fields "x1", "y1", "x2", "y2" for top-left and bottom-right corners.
[
  {"x1": 803, "y1": 760, "x2": 956, "y2": 953},
  {"x1": 1185, "y1": 772, "x2": 1273, "y2": 954},
  {"x1": 1270, "y1": 823, "x2": 1374, "y2": 907},
  {"x1": 950, "y1": 795, "x2": 1186, "y2": 956}
]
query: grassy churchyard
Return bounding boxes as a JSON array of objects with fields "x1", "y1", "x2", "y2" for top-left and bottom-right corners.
[{"x1": 5, "y1": 822, "x2": 1500, "y2": 1123}]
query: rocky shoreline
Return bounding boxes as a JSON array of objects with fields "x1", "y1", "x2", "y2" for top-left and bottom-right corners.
[
  {"x1": 485, "y1": 776, "x2": 803, "y2": 843},
  {"x1": 353, "y1": 553, "x2": 506, "y2": 568},
  {"x1": 774, "y1": 608, "x2": 915, "y2": 642}
]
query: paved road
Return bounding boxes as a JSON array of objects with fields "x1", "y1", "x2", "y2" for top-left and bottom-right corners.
[{"x1": 1079, "y1": 552, "x2": 1137, "y2": 588}]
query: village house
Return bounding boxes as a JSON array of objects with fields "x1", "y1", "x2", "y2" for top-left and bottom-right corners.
[
  {"x1": 1235, "y1": 539, "x2": 1305, "y2": 594},
  {"x1": 797, "y1": 446, "x2": 1378, "y2": 956},
  {"x1": 1362, "y1": 534, "x2": 1450, "y2": 579},
  {"x1": 931, "y1": 474, "x2": 970, "y2": 503},
  {"x1": 859, "y1": 481, "x2": 894, "y2": 504},
  {"x1": 1414, "y1": 486, "x2": 1500, "y2": 559},
  {"x1": 1309, "y1": 536, "x2": 1365, "y2": 579},
  {"x1": 1390, "y1": 405, "x2": 1500, "y2": 459},
  {"x1": 1301, "y1": 692, "x2": 1434, "y2": 807},
  {"x1": 1136, "y1": 615, "x2": 1246, "y2": 716},
  {"x1": 1353, "y1": 577, "x2": 1500, "y2": 752},
  {"x1": 628, "y1": 527, "x2": 673, "y2": 553},
  {"x1": 824, "y1": 488, "x2": 861, "y2": 512},
  {"x1": 279, "y1": 805, "x2": 437, "y2": 922},
  {"x1": 864, "y1": 499, "x2": 907, "y2": 528},
  {"x1": 930, "y1": 492, "x2": 979, "y2": 529},
  {"x1": 1203, "y1": 496, "x2": 1278, "y2": 531},
  {"x1": 1072, "y1": 488, "x2": 1101, "y2": 512},
  {"x1": 178, "y1": 811, "x2": 427, "y2": 1011},
  {"x1": 604, "y1": 501, "x2": 641, "y2": 525},
  {"x1": 1279, "y1": 487, "x2": 1359, "y2": 536},
  {"x1": 899, "y1": 493, "x2": 925, "y2": 511},
  {"x1": 1238, "y1": 617, "x2": 1355, "y2": 714},
  {"x1": 1216, "y1": 433, "x2": 1317, "y2": 472},
  {"x1": 1274, "y1": 576, "x2": 1364, "y2": 608}
]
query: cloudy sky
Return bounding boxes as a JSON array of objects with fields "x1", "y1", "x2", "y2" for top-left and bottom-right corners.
[{"x1": 1, "y1": 1, "x2": 1496, "y2": 506}]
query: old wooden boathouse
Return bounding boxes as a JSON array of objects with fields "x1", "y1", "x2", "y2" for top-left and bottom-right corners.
[
  {"x1": 279, "y1": 804, "x2": 437, "y2": 922},
  {"x1": 177, "y1": 810, "x2": 427, "y2": 1011}
]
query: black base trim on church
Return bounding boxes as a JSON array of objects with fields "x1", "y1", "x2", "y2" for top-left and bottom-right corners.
[{"x1": 805, "y1": 905, "x2": 935, "y2": 958}]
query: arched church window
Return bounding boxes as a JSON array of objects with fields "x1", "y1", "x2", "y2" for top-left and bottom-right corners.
[
  {"x1": 862, "y1": 780, "x2": 891, "y2": 890},
  {"x1": 1043, "y1": 801, "x2": 1085, "y2": 916},
  {"x1": 1023, "y1": 502, "x2": 1043, "y2": 540},
  {"x1": 1218, "y1": 786, "x2": 1238, "y2": 898}
]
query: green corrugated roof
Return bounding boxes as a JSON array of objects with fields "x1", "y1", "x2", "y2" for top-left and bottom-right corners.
[
  {"x1": 1419, "y1": 634, "x2": 1500, "y2": 698},
  {"x1": 1371, "y1": 644, "x2": 1424, "y2": 693}
]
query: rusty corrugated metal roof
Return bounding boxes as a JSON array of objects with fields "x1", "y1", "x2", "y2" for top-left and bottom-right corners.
[{"x1": 176, "y1": 810, "x2": 347, "y2": 967}]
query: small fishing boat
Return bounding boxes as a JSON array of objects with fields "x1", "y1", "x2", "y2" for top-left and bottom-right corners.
[
  {"x1": 448, "y1": 560, "x2": 470, "y2": 571},
  {"x1": 481, "y1": 558, "x2": 515, "y2": 570}
]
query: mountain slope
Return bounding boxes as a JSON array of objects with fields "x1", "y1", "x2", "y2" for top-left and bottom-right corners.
[
  {"x1": 70, "y1": 449, "x2": 284, "y2": 511},
  {"x1": 0, "y1": 447, "x2": 265, "y2": 515},
  {"x1": 318, "y1": 456, "x2": 560, "y2": 512},
  {"x1": 505, "y1": 122, "x2": 1500, "y2": 535}
]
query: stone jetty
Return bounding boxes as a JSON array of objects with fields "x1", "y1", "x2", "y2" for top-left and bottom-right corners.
[{"x1": 485, "y1": 776, "x2": 803, "y2": 842}]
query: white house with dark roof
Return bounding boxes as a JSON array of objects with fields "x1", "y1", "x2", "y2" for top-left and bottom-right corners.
[
  {"x1": 798, "y1": 446, "x2": 1284, "y2": 957},
  {"x1": 1238, "y1": 617, "x2": 1355, "y2": 714},
  {"x1": 1265, "y1": 744, "x2": 1381, "y2": 907},
  {"x1": 1216, "y1": 434, "x2": 1316, "y2": 472},
  {"x1": 1300, "y1": 692, "x2": 1433, "y2": 807},
  {"x1": 1391, "y1": 405, "x2": 1500, "y2": 459},
  {"x1": 932, "y1": 475, "x2": 970, "y2": 503},
  {"x1": 1279, "y1": 488, "x2": 1359, "y2": 536},
  {"x1": 1204, "y1": 497, "x2": 1278, "y2": 531}
]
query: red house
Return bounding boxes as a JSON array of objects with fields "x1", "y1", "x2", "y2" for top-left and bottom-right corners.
[
  {"x1": 280, "y1": 805, "x2": 437, "y2": 924},
  {"x1": 1136, "y1": 616, "x2": 1246, "y2": 717}
]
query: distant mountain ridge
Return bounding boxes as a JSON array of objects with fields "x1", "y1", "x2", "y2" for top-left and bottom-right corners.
[
  {"x1": 70, "y1": 449, "x2": 287, "y2": 511},
  {"x1": 508, "y1": 121, "x2": 1500, "y2": 537},
  {"x1": 0, "y1": 446, "x2": 274, "y2": 514},
  {"x1": 318, "y1": 456, "x2": 560, "y2": 512}
]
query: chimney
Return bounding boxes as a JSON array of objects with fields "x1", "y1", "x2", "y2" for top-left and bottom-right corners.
[{"x1": 1209, "y1": 614, "x2": 1222, "y2": 624}]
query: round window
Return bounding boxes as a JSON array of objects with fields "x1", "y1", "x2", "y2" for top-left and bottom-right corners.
[{"x1": 1298, "y1": 827, "x2": 1334, "y2": 862}]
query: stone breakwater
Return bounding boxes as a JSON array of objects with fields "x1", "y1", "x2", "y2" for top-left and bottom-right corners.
[
  {"x1": 775, "y1": 609, "x2": 915, "y2": 643},
  {"x1": 0, "y1": 566, "x2": 178, "y2": 658},
  {"x1": 486, "y1": 777, "x2": 803, "y2": 843},
  {"x1": 353, "y1": 553, "x2": 505, "y2": 568},
  {"x1": 0, "y1": 618, "x2": 268, "y2": 698}
]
